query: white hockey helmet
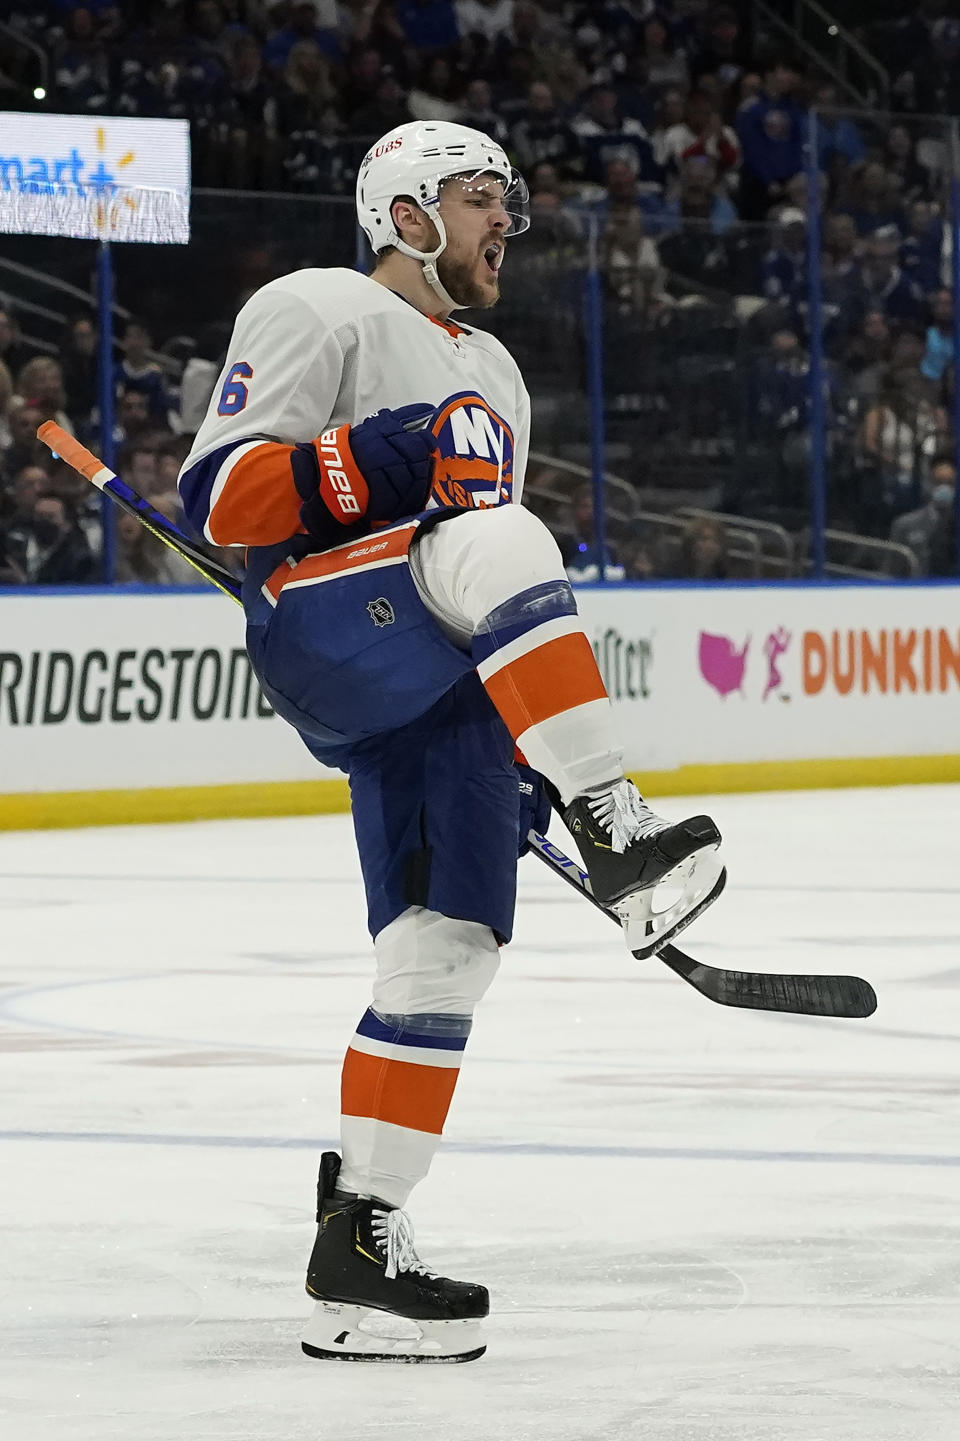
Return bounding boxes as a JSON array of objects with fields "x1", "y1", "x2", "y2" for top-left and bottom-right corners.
[{"x1": 356, "y1": 119, "x2": 530, "y2": 309}]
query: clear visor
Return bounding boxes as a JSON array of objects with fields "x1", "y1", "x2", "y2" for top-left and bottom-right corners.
[{"x1": 436, "y1": 167, "x2": 531, "y2": 235}]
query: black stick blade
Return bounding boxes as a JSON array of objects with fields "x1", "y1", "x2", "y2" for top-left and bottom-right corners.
[{"x1": 657, "y1": 947, "x2": 878, "y2": 1018}]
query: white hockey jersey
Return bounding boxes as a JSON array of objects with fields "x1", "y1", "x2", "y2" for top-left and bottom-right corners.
[{"x1": 178, "y1": 267, "x2": 530, "y2": 552}]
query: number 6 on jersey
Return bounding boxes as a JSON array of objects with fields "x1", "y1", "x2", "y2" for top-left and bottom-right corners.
[{"x1": 217, "y1": 361, "x2": 253, "y2": 415}]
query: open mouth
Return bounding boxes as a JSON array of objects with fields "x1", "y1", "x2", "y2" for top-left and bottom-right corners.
[{"x1": 482, "y1": 241, "x2": 503, "y2": 275}]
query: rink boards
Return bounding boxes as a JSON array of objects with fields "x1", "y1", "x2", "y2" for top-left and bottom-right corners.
[{"x1": 1, "y1": 581, "x2": 959, "y2": 828}]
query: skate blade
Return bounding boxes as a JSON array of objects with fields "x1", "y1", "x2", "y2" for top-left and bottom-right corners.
[
  {"x1": 301, "y1": 1300, "x2": 486, "y2": 1364},
  {"x1": 615, "y1": 850, "x2": 726, "y2": 960}
]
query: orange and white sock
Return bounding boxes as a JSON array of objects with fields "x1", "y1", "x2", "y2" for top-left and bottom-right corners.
[{"x1": 337, "y1": 909, "x2": 500, "y2": 1207}]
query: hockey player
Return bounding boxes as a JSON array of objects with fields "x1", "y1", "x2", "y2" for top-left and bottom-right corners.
[{"x1": 177, "y1": 120, "x2": 724, "y2": 1363}]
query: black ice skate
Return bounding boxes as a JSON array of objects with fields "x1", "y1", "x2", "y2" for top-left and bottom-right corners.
[
  {"x1": 563, "y1": 779, "x2": 725, "y2": 958},
  {"x1": 302, "y1": 1152, "x2": 488, "y2": 1363}
]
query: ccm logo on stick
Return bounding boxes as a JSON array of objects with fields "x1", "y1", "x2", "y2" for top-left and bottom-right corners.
[{"x1": 317, "y1": 428, "x2": 365, "y2": 519}]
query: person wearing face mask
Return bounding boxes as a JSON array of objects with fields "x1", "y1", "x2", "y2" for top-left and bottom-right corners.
[
  {"x1": 890, "y1": 457, "x2": 957, "y2": 574},
  {"x1": 18, "y1": 491, "x2": 98, "y2": 586}
]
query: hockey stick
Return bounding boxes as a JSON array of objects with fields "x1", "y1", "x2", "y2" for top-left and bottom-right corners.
[
  {"x1": 527, "y1": 832, "x2": 877, "y2": 1019},
  {"x1": 37, "y1": 423, "x2": 244, "y2": 604},
  {"x1": 40, "y1": 426, "x2": 876, "y2": 1020}
]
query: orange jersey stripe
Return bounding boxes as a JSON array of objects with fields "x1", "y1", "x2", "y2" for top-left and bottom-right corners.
[
  {"x1": 261, "y1": 523, "x2": 417, "y2": 605},
  {"x1": 285, "y1": 523, "x2": 416, "y2": 585},
  {"x1": 482, "y1": 631, "x2": 608, "y2": 737},
  {"x1": 341, "y1": 1046, "x2": 459, "y2": 1136},
  {"x1": 207, "y1": 441, "x2": 302, "y2": 547}
]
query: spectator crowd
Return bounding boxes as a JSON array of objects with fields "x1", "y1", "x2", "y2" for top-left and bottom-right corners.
[{"x1": 1, "y1": 0, "x2": 958, "y2": 581}]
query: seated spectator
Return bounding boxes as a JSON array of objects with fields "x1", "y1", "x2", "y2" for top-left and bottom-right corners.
[
  {"x1": 601, "y1": 209, "x2": 664, "y2": 316},
  {"x1": 42, "y1": 453, "x2": 104, "y2": 557},
  {"x1": 15, "y1": 358, "x2": 75, "y2": 436},
  {"x1": 661, "y1": 155, "x2": 738, "y2": 238},
  {"x1": 609, "y1": 45, "x2": 656, "y2": 129},
  {"x1": 655, "y1": 87, "x2": 687, "y2": 135},
  {"x1": 735, "y1": 57, "x2": 805, "y2": 222},
  {"x1": 858, "y1": 365, "x2": 947, "y2": 526},
  {"x1": 455, "y1": 0, "x2": 515, "y2": 45},
  {"x1": 408, "y1": 53, "x2": 462, "y2": 122},
  {"x1": 901, "y1": 201, "x2": 942, "y2": 296},
  {"x1": 0, "y1": 462, "x2": 35, "y2": 584},
  {"x1": 855, "y1": 227, "x2": 925, "y2": 333},
  {"x1": 562, "y1": 483, "x2": 626, "y2": 583},
  {"x1": 509, "y1": 82, "x2": 581, "y2": 179},
  {"x1": 572, "y1": 84, "x2": 661, "y2": 189},
  {"x1": 118, "y1": 443, "x2": 159, "y2": 498},
  {"x1": 750, "y1": 327, "x2": 824, "y2": 500},
  {"x1": 274, "y1": 38, "x2": 341, "y2": 192},
  {"x1": 822, "y1": 212, "x2": 860, "y2": 284},
  {"x1": 113, "y1": 509, "x2": 190, "y2": 584},
  {"x1": 689, "y1": 4, "x2": 750, "y2": 100},
  {"x1": 58, "y1": 314, "x2": 98, "y2": 426},
  {"x1": 178, "y1": 323, "x2": 229, "y2": 434},
  {"x1": 263, "y1": 1, "x2": 343, "y2": 70},
  {"x1": 921, "y1": 289, "x2": 954, "y2": 384},
  {"x1": 622, "y1": 537, "x2": 658, "y2": 582},
  {"x1": 811, "y1": 81, "x2": 866, "y2": 175},
  {"x1": 589, "y1": 157, "x2": 668, "y2": 233},
  {"x1": 340, "y1": 45, "x2": 386, "y2": 121},
  {"x1": 458, "y1": 76, "x2": 508, "y2": 144},
  {"x1": 52, "y1": 2, "x2": 111, "y2": 114},
  {"x1": 350, "y1": 71, "x2": 413, "y2": 138},
  {"x1": 12, "y1": 491, "x2": 98, "y2": 586},
  {"x1": 759, "y1": 207, "x2": 806, "y2": 303},
  {"x1": 842, "y1": 308, "x2": 892, "y2": 403},
  {"x1": 653, "y1": 90, "x2": 741, "y2": 189},
  {"x1": 219, "y1": 32, "x2": 280, "y2": 188},
  {"x1": 115, "y1": 320, "x2": 169, "y2": 422},
  {"x1": 538, "y1": 46, "x2": 589, "y2": 113},
  {"x1": 114, "y1": 390, "x2": 154, "y2": 448},
  {"x1": 0, "y1": 306, "x2": 34, "y2": 382},
  {"x1": 641, "y1": 13, "x2": 689, "y2": 93},
  {"x1": 0, "y1": 358, "x2": 12, "y2": 452},
  {"x1": 883, "y1": 123, "x2": 931, "y2": 206},
  {"x1": 890, "y1": 455, "x2": 956, "y2": 575},
  {"x1": 2, "y1": 400, "x2": 46, "y2": 480},
  {"x1": 675, "y1": 516, "x2": 729, "y2": 579},
  {"x1": 156, "y1": 435, "x2": 195, "y2": 499},
  {"x1": 491, "y1": 45, "x2": 536, "y2": 112},
  {"x1": 837, "y1": 162, "x2": 904, "y2": 238}
]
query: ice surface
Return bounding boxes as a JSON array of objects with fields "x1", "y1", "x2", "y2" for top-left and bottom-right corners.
[{"x1": 1, "y1": 786, "x2": 958, "y2": 1441}]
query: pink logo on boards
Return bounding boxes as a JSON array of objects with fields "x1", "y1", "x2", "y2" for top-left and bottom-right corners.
[
  {"x1": 698, "y1": 632, "x2": 750, "y2": 697},
  {"x1": 697, "y1": 627, "x2": 794, "y2": 700},
  {"x1": 762, "y1": 626, "x2": 792, "y2": 701}
]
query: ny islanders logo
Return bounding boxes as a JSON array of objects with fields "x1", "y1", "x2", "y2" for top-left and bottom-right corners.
[{"x1": 428, "y1": 392, "x2": 515, "y2": 511}]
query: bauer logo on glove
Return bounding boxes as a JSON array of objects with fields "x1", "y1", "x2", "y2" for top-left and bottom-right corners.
[{"x1": 293, "y1": 402, "x2": 438, "y2": 544}]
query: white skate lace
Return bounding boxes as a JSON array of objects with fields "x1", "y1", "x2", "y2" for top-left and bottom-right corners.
[
  {"x1": 587, "y1": 779, "x2": 668, "y2": 855},
  {"x1": 371, "y1": 1207, "x2": 437, "y2": 1282}
]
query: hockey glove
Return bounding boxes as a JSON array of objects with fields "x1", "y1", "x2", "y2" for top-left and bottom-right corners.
[
  {"x1": 292, "y1": 402, "x2": 437, "y2": 545},
  {"x1": 517, "y1": 763, "x2": 551, "y2": 857}
]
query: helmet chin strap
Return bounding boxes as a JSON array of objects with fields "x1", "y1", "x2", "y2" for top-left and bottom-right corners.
[{"x1": 393, "y1": 210, "x2": 468, "y2": 313}]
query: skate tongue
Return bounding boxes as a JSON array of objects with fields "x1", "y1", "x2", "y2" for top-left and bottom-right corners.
[
  {"x1": 586, "y1": 779, "x2": 666, "y2": 854},
  {"x1": 371, "y1": 1206, "x2": 436, "y2": 1281}
]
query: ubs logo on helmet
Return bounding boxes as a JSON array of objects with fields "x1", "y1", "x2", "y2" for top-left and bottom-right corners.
[
  {"x1": 428, "y1": 392, "x2": 515, "y2": 511},
  {"x1": 363, "y1": 136, "x2": 404, "y2": 168}
]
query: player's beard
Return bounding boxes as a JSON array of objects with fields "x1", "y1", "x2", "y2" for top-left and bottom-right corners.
[{"x1": 436, "y1": 247, "x2": 500, "y2": 310}]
